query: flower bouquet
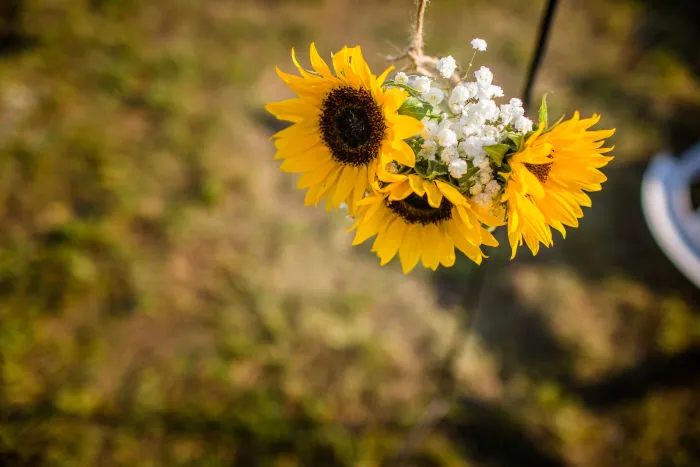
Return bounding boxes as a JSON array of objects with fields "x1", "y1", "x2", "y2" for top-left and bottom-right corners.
[{"x1": 266, "y1": 3, "x2": 614, "y2": 274}]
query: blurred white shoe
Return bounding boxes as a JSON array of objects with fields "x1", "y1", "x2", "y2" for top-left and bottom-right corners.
[{"x1": 642, "y1": 141, "x2": 700, "y2": 289}]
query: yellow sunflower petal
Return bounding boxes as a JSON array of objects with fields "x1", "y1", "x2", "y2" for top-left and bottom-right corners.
[
  {"x1": 309, "y1": 43, "x2": 333, "y2": 77},
  {"x1": 291, "y1": 47, "x2": 313, "y2": 78},
  {"x1": 388, "y1": 180, "x2": 413, "y2": 201},
  {"x1": 391, "y1": 115, "x2": 424, "y2": 140},
  {"x1": 423, "y1": 181, "x2": 443, "y2": 208},
  {"x1": 265, "y1": 98, "x2": 317, "y2": 122},
  {"x1": 376, "y1": 65, "x2": 394, "y2": 87},
  {"x1": 436, "y1": 181, "x2": 467, "y2": 206},
  {"x1": 382, "y1": 88, "x2": 408, "y2": 113},
  {"x1": 399, "y1": 225, "x2": 422, "y2": 274},
  {"x1": 408, "y1": 175, "x2": 426, "y2": 196},
  {"x1": 421, "y1": 225, "x2": 442, "y2": 270}
]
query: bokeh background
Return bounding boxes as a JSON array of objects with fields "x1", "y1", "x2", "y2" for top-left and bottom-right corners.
[{"x1": 1, "y1": 0, "x2": 700, "y2": 465}]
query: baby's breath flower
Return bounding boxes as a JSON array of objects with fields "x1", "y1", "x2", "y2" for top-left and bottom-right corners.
[
  {"x1": 424, "y1": 88, "x2": 445, "y2": 105},
  {"x1": 474, "y1": 66, "x2": 493, "y2": 88},
  {"x1": 449, "y1": 158, "x2": 468, "y2": 178},
  {"x1": 437, "y1": 128, "x2": 458, "y2": 147},
  {"x1": 438, "y1": 116, "x2": 461, "y2": 135},
  {"x1": 412, "y1": 76, "x2": 432, "y2": 93},
  {"x1": 436, "y1": 56, "x2": 457, "y2": 79},
  {"x1": 471, "y1": 38, "x2": 487, "y2": 52},
  {"x1": 461, "y1": 115, "x2": 485, "y2": 134},
  {"x1": 449, "y1": 102, "x2": 464, "y2": 115},
  {"x1": 460, "y1": 123, "x2": 480, "y2": 138},
  {"x1": 440, "y1": 145, "x2": 458, "y2": 164},
  {"x1": 476, "y1": 99, "x2": 500, "y2": 122},
  {"x1": 477, "y1": 84, "x2": 504, "y2": 101},
  {"x1": 514, "y1": 116, "x2": 533, "y2": 133},
  {"x1": 479, "y1": 169, "x2": 493, "y2": 184},
  {"x1": 473, "y1": 154, "x2": 490, "y2": 168},
  {"x1": 481, "y1": 125, "x2": 500, "y2": 141},
  {"x1": 459, "y1": 137, "x2": 485, "y2": 158},
  {"x1": 499, "y1": 99, "x2": 525, "y2": 125},
  {"x1": 485, "y1": 180, "x2": 501, "y2": 195},
  {"x1": 394, "y1": 72, "x2": 409, "y2": 85},
  {"x1": 422, "y1": 119, "x2": 439, "y2": 139},
  {"x1": 449, "y1": 84, "x2": 470, "y2": 105},
  {"x1": 469, "y1": 183, "x2": 483, "y2": 195},
  {"x1": 464, "y1": 82, "x2": 478, "y2": 99},
  {"x1": 419, "y1": 139, "x2": 438, "y2": 159}
]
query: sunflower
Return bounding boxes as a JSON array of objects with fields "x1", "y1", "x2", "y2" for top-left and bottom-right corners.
[
  {"x1": 350, "y1": 173, "x2": 501, "y2": 273},
  {"x1": 503, "y1": 112, "x2": 615, "y2": 258},
  {"x1": 265, "y1": 44, "x2": 423, "y2": 214}
]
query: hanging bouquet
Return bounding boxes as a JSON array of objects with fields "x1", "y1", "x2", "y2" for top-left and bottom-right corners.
[{"x1": 265, "y1": 6, "x2": 614, "y2": 274}]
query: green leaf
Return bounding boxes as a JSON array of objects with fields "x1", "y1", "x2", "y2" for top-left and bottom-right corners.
[
  {"x1": 414, "y1": 159, "x2": 430, "y2": 177},
  {"x1": 483, "y1": 143, "x2": 510, "y2": 167},
  {"x1": 506, "y1": 133, "x2": 524, "y2": 151},
  {"x1": 538, "y1": 94, "x2": 548, "y2": 127},
  {"x1": 399, "y1": 96, "x2": 432, "y2": 121},
  {"x1": 414, "y1": 159, "x2": 448, "y2": 179},
  {"x1": 427, "y1": 160, "x2": 448, "y2": 178},
  {"x1": 458, "y1": 166, "x2": 480, "y2": 186},
  {"x1": 405, "y1": 136, "x2": 423, "y2": 155}
]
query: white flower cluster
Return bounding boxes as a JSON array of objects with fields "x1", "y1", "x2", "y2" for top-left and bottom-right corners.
[
  {"x1": 393, "y1": 39, "x2": 534, "y2": 208},
  {"x1": 470, "y1": 38, "x2": 487, "y2": 52}
]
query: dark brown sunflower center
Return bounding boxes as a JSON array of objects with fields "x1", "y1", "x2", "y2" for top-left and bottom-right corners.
[
  {"x1": 386, "y1": 193, "x2": 453, "y2": 225},
  {"x1": 524, "y1": 162, "x2": 553, "y2": 183},
  {"x1": 319, "y1": 86, "x2": 386, "y2": 166}
]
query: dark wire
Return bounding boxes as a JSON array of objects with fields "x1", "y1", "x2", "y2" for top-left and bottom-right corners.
[{"x1": 522, "y1": 0, "x2": 560, "y2": 110}]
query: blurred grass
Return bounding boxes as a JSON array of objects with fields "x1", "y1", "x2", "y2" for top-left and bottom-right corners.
[{"x1": 1, "y1": 0, "x2": 700, "y2": 465}]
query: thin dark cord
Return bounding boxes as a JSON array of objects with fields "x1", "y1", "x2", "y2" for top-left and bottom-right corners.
[{"x1": 522, "y1": 0, "x2": 560, "y2": 110}]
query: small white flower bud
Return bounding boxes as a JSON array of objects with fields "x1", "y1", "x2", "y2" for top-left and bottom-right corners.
[
  {"x1": 499, "y1": 103, "x2": 525, "y2": 125},
  {"x1": 464, "y1": 82, "x2": 478, "y2": 100},
  {"x1": 449, "y1": 102, "x2": 464, "y2": 115},
  {"x1": 460, "y1": 137, "x2": 485, "y2": 158},
  {"x1": 440, "y1": 146, "x2": 458, "y2": 164},
  {"x1": 423, "y1": 88, "x2": 445, "y2": 106},
  {"x1": 412, "y1": 76, "x2": 431, "y2": 94},
  {"x1": 419, "y1": 139, "x2": 437, "y2": 159},
  {"x1": 471, "y1": 38, "x2": 487, "y2": 52},
  {"x1": 474, "y1": 66, "x2": 493, "y2": 88},
  {"x1": 436, "y1": 56, "x2": 457, "y2": 79},
  {"x1": 469, "y1": 183, "x2": 483, "y2": 196},
  {"x1": 449, "y1": 84, "x2": 470, "y2": 105},
  {"x1": 394, "y1": 72, "x2": 409, "y2": 85},
  {"x1": 473, "y1": 154, "x2": 490, "y2": 168},
  {"x1": 476, "y1": 99, "x2": 500, "y2": 122},
  {"x1": 485, "y1": 180, "x2": 501, "y2": 195},
  {"x1": 479, "y1": 169, "x2": 492, "y2": 184},
  {"x1": 515, "y1": 116, "x2": 533, "y2": 133},
  {"x1": 437, "y1": 128, "x2": 458, "y2": 147},
  {"x1": 449, "y1": 159, "x2": 468, "y2": 178},
  {"x1": 422, "y1": 119, "x2": 439, "y2": 139}
]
